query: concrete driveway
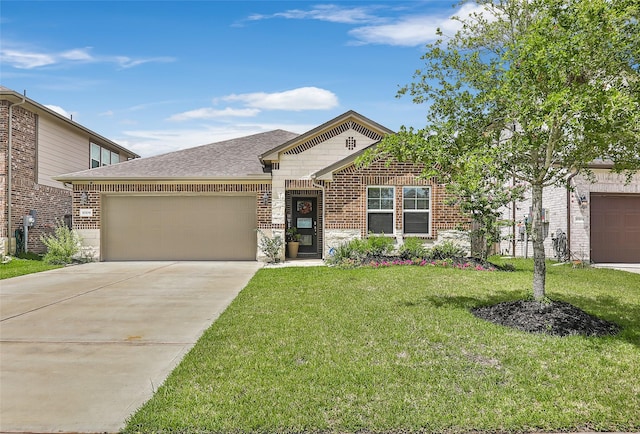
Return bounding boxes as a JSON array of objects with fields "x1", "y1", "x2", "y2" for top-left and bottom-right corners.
[
  {"x1": 592, "y1": 263, "x2": 640, "y2": 274},
  {"x1": 0, "y1": 261, "x2": 260, "y2": 433}
]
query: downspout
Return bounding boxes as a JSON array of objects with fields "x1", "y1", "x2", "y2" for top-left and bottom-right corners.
[
  {"x1": 311, "y1": 176, "x2": 326, "y2": 259},
  {"x1": 7, "y1": 91, "x2": 27, "y2": 254}
]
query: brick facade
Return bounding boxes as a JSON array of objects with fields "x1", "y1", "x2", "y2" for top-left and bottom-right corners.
[
  {"x1": 326, "y1": 158, "x2": 467, "y2": 238},
  {"x1": 1, "y1": 102, "x2": 72, "y2": 254},
  {"x1": 72, "y1": 182, "x2": 272, "y2": 230}
]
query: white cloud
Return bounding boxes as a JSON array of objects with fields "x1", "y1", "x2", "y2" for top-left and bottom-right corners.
[
  {"x1": 60, "y1": 48, "x2": 94, "y2": 61},
  {"x1": 44, "y1": 104, "x2": 73, "y2": 119},
  {"x1": 119, "y1": 122, "x2": 311, "y2": 157},
  {"x1": 0, "y1": 43, "x2": 175, "y2": 70},
  {"x1": 112, "y1": 56, "x2": 175, "y2": 69},
  {"x1": 0, "y1": 49, "x2": 56, "y2": 69},
  {"x1": 222, "y1": 87, "x2": 339, "y2": 111},
  {"x1": 249, "y1": 4, "x2": 384, "y2": 24},
  {"x1": 168, "y1": 107, "x2": 261, "y2": 122},
  {"x1": 349, "y1": 3, "x2": 495, "y2": 46}
]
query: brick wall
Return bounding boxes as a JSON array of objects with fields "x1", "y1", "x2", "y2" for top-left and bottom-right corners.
[
  {"x1": 1, "y1": 102, "x2": 72, "y2": 254},
  {"x1": 71, "y1": 182, "x2": 272, "y2": 230},
  {"x1": 325, "y1": 158, "x2": 467, "y2": 238}
]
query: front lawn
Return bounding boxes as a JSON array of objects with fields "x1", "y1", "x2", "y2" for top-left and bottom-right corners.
[
  {"x1": 0, "y1": 257, "x2": 62, "y2": 279},
  {"x1": 125, "y1": 260, "x2": 640, "y2": 433}
]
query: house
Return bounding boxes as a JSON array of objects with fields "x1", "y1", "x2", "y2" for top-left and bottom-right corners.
[
  {"x1": 55, "y1": 110, "x2": 468, "y2": 261},
  {"x1": 1, "y1": 86, "x2": 140, "y2": 255},
  {"x1": 498, "y1": 166, "x2": 640, "y2": 264}
]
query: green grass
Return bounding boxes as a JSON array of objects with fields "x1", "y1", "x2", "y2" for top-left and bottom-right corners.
[
  {"x1": 0, "y1": 256, "x2": 63, "y2": 279},
  {"x1": 124, "y1": 260, "x2": 640, "y2": 433}
]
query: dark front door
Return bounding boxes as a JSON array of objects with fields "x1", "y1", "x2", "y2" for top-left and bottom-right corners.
[{"x1": 292, "y1": 197, "x2": 318, "y2": 256}]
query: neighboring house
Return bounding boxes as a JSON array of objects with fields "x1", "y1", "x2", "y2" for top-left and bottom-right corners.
[
  {"x1": 56, "y1": 110, "x2": 468, "y2": 262},
  {"x1": 498, "y1": 166, "x2": 640, "y2": 263},
  {"x1": 0, "y1": 86, "x2": 140, "y2": 255}
]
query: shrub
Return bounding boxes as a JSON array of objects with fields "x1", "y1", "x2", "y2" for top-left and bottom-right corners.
[
  {"x1": 327, "y1": 235, "x2": 395, "y2": 267},
  {"x1": 398, "y1": 237, "x2": 428, "y2": 259},
  {"x1": 257, "y1": 230, "x2": 283, "y2": 264},
  {"x1": 427, "y1": 240, "x2": 467, "y2": 260},
  {"x1": 364, "y1": 234, "x2": 395, "y2": 257},
  {"x1": 326, "y1": 239, "x2": 366, "y2": 267},
  {"x1": 40, "y1": 220, "x2": 82, "y2": 265}
]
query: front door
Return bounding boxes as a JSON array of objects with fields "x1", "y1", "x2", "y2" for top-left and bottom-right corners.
[{"x1": 292, "y1": 197, "x2": 318, "y2": 256}]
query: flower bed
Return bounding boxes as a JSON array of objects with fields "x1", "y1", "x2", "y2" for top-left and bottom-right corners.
[{"x1": 363, "y1": 256, "x2": 499, "y2": 271}]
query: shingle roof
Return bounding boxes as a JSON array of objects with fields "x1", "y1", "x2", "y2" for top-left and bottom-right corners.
[{"x1": 56, "y1": 129, "x2": 299, "y2": 181}]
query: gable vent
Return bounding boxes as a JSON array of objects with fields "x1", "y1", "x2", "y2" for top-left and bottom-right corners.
[{"x1": 284, "y1": 120, "x2": 383, "y2": 155}]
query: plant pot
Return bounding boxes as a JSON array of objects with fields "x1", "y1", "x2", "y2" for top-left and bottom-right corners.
[{"x1": 287, "y1": 241, "x2": 300, "y2": 259}]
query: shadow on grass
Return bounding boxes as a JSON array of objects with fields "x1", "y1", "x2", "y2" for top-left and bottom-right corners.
[
  {"x1": 398, "y1": 290, "x2": 526, "y2": 310},
  {"x1": 399, "y1": 291, "x2": 640, "y2": 347}
]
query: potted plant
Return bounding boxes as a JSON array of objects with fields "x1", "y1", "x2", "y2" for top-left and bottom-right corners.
[{"x1": 286, "y1": 227, "x2": 301, "y2": 258}]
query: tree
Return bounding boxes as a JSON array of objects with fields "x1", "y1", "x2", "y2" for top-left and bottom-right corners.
[
  {"x1": 365, "y1": 0, "x2": 640, "y2": 300},
  {"x1": 445, "y1": 177, "x2": 525, "y2": 260}
]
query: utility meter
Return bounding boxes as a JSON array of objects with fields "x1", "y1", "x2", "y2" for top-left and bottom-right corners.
[{"x1": 23, "y1": 215, "x2": 35, "y2": 227}]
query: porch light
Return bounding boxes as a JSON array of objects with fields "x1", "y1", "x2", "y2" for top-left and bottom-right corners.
[{"x1": 80, "y1": 191, "x2": 89, "y2": 206}]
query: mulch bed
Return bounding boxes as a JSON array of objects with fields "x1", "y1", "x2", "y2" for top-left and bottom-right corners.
[{"x1": 471, "y1": 299, "x2": 621, "y2": 337}]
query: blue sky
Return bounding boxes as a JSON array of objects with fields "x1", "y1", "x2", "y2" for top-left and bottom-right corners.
[{"x1": 1, "y1": 1, "x2": 477, "y2": 157}]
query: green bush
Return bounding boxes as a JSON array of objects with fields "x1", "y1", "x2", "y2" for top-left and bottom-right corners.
[
  {"x1": 399, "y1": 237, "x2": 428, "y2": 259},
  {"x1": 364, "y1": 234, "x2": 395, "y2": 256},
  {"x1": 327, "y1": 235, "x2": 395, "y2": 267},
  {"x1": 257, "y1": 230, "x2": 283, "y2": 264},
  {"x1": 40, "y1": 220, "x2": 82, "y2": 265},
  {"x1": 326, "y1": 238, "x2": 366, "y2": 267},
  {"x1": 427, "y1": 240, "x2": 467, "y2": 260}
]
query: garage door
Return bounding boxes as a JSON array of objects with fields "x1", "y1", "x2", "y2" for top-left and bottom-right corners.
[
  {"x1": 102, "y1": 195, "x2": 257, "y2": 261},
  {"x1": 590, "y1": 194, "x2": 640, "y2": 263}
]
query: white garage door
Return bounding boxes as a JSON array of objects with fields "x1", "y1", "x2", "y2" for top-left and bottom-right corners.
[{"x1": 102, "y1": 195, "x2": 257, "y2": 261}]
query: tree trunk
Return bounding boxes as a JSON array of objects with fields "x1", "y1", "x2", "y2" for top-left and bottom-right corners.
[{"x1": 531, "y1": 183, "x2": 546, "y2": 301}]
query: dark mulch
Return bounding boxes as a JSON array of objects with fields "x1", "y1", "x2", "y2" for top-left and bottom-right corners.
[{"x1": 471, "y1": 299, "x2": 621, "y2": 337}]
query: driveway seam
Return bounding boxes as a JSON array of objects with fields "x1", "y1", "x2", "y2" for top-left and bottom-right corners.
[{"x1": 0, "y1": 262, "x2": 178, "y2": 322}]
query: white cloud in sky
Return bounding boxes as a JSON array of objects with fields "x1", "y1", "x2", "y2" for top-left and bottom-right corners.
[
  {"x1": 0, "y1": 44, "x2": 175, "y2": 70},
  {"x1": 222, "y1": 87, "x2": 339, "y2": 111},
  {"x1": 248, "y1": 4, "x2": 384, "y2": 24},
  {"x1": 349, "y1": 3, "x2": 491, "y2": 46},
  {"x1": 44, "y1": 104, "x2": 73, "y2": 119},
  {"x1": 247, "y1": 2, "x2": 492, "y2": 47},
  {"x1": 1, "y1": 49, "x2": 56, "y2": 69},
  {"x1": 168, "y1": 87, "x2": 339, "y2": 124},
  {"x1": 119, "y1": 122, "x2": 312, "y2": 157},
  {"x1": 168, "y1": 107, "x2": 261, "y2": 121}
]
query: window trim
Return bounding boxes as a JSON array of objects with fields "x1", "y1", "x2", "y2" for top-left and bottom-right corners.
[
  {"x1": 366, "y1": 186, "x2": 395, "y2": 235},
  {"x1": 402, "y1": 186, "x2": 432, "y2": 236}
]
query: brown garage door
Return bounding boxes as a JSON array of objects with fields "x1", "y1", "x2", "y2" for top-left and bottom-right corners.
[
  {"x1": 590, "y1": 194, "x2": 640, "y2": 263},
  {"x1": 102, "y1": 195, "x2": 257, "y2": 261}
]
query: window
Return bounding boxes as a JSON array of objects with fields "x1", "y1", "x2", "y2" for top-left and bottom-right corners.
[
  {"x1": 90, "y1": 143, "x2": 101, "y2": 168},
  {"x1": 90, "y1": 142, "x2": 119, "y2": 168},
  {"x1": 403, "y1": 187, "x2": 431, "y2": 234},
  {"x1": 367, "y1": 186, "x2": 394, "y2": 234}
]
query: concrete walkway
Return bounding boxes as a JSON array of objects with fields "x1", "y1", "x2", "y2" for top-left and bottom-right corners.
[{"x1": 0, "y1": 261, "x2": 260, "y2": 433}]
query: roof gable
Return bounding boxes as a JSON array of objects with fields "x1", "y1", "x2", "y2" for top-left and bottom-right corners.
[{"x1": 259, "y1": 110, "x2": 394, "y2": 162}]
